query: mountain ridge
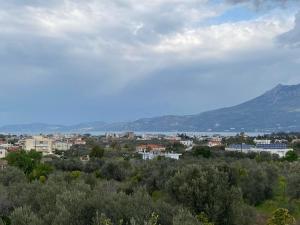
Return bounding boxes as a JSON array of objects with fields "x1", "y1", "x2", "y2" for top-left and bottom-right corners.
[{"x1": 1, "y1": 83, "x2": 300, "y2": 133}]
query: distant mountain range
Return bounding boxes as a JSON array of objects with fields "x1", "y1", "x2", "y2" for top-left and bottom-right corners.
[{"x1": 1, "y1": 83, "x2": 300, "y2": 133}]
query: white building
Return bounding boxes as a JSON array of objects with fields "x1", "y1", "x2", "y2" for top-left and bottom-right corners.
[
  {"x1": 25, "y1": 136, "x2": 53, "y2": 155},
  {"x1": 254, "y1": 139, "x2": 271, "y2": 145},
  {"x1": 164, "y1": 136, "x2": 181, "y2": 141},
  {"x1": 137, "y1": 144, "x2": 182, "y2": 160},
  {"x1": 139, "y1": 151, "x2": 182, "y2": 160},
  {"x1": 225, "y1": 143, "x2": 293, "y2": 158},
  {"x1": 164, "y1": 152, "x2": 182, "y2": 160},
  {"x1": 206, "y1": 137, "x2": 223, "y2": 147},
  {"x1": 53, "y1": 141, "x2": 73, "y2": 151},
  {"x1": 0, "y1": 143, "x2": 13, "y2": 149},
  {"x1": 180, "y1": 140, "x2": 193, "y2": 147},
  {"x1": 74, "y1": 138, "x2": 86, "y2": 145},
  {"x1": 0, "y1": 148, "x2": 7, "y2": 159}
]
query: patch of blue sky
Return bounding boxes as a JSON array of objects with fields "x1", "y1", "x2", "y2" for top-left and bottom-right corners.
[
  {"x1": 207, "y1": 4, "x2": 259, "y2": 25},
  {"x1": 204, "y1": 0, "x2": 299, "y2": 26}
]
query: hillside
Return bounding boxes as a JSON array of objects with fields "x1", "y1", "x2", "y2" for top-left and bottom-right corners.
[{"x1": 1, "y1": 84, "x2": 300, "y2": 132}]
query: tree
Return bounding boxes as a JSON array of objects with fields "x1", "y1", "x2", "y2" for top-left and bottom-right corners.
[
  {"x1": 0, "y1": 167, "x2": 26, "y2": 186},
  {"x1": 10, "y1": 206, "x2": 43, "y2": 225},
  {"x1": 286, "y1": 173, "x2": 300, "y2": 199},
  {"x1": 144, "y1": 213, "x2": 159, "y2": 225},
  {"x1": 6, "y1": 150, "x2": 42, "y2": 175},
  {"x1": 93, "y1": 212, "x2": 113, "y2": 225},
  {"x1": 284, "y1": 151, "x2": 298, "y2": 162},
  {"x1": 173, "y1": 209, "x2": 202, "y2": 225},
  {"x1": 90, "y1": 146, "x2": 105, "y2": 159},
  {"x1": 267, "y1": 208, "x2": 295, "y2": 225},
  {"x1": 196, "y1": 213, "x2": 214, "y2": 225},
  {"x1": 167, "y1": 165, "x2": 243, "y2": 225},
  {"x1": 101, "y1": 161, "x2": 125, "y2": 181},
  {"x1": 29, "y1": 163, "x2": 53, "y2": 181},
  {"x1": 192, "y1": 146, "x2": 211, "y2": 158}
]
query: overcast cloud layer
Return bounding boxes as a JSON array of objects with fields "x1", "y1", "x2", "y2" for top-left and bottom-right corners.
[{"x1": 0, "y1": 0, "x2": 299, "y2": 125}]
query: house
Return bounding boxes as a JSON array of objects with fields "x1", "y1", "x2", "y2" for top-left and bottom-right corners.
[
  {"x1": 73, "y1": 138, "x2": 86, "y2": 145},
  {"x1": 53, "y1": 141, "x2": 73, "y2": 151},
  {"x1": 136, "y1": 144, "x2": 182, "y2": 160},
  {"x1": 0, "y1": 148, "x2": 7, "y2": 159},
  {"x1": 136, "y1": 144, "x2": 166, "y2": 153},
  {"x1": 138, "y1": 151, "x2": 182, "y2": 160},
  {"x1": 208, "y1": 137, "x2": 222, "y2": 147},
  {"x1": 164, "y1": 136, "x2": 181, "y2": 142},
  {"x1": 80, "y1": 155, "x2": 90, "y2": 162},
  {"x1": 180, "y1": 140, "x2": 193, "y2": 147},
  {"x1": 25, "y1": 136, "x2": 53, "y2": 155},
  {"x1": 164, "y1": 152, "x2": 182, "y2": 160}
]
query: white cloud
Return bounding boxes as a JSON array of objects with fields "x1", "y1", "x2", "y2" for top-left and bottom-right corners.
[
  {"x1": 153, "y1": 13, "x2": 294, "y2": 59},
  {"x1": 278, "y1": 12, "x2": 300, "y2": 47}
]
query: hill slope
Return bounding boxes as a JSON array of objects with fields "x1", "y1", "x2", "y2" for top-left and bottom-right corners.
[
  {"x1": 107, "y1": 83, "x2": 300, "y2": 132},
  {"x1": 1, "y1": 84, "x2": 300, "y2": 132}
]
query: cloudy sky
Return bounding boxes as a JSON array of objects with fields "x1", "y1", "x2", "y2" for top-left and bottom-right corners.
[{"x1": 0, "y1": 0, "x2": 300, "y2": 125}]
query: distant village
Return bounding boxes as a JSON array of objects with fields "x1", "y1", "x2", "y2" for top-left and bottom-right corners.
[{"x1": 0, "y1": 131, "x2": 298, "y2": 168}]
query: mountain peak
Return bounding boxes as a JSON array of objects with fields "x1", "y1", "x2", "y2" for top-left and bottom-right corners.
[{"x1": 264, "y1": 83, "x2": 300, "y2": 96}]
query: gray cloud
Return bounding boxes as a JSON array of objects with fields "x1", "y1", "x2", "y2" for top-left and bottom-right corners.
[{"x1": 0, "y1": 0, "x2": 298, "y2": 125}]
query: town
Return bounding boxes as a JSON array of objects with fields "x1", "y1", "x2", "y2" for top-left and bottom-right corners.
[{"x1": 0, "y1": 132, "x2": 298, "y2": 165}]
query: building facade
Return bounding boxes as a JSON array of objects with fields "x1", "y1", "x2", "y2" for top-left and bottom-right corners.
[
  {"x1": 53, "y1": 141, "x2": 73, "y2": 151},
  {"x1": 136, "y1": 144, "x2": 182, "y2": 160},
  {"x1": 25, "y1": 136, "x2": 53, "y2": 155},
  {"x1": 0, "y1": 148, "x2": 7, "y2": 159}
]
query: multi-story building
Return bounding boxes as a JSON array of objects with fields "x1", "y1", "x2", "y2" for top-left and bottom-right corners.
[
  {"x1": 53, "y1": 141, "x2": 73, "y2": 151},
  {"x1": 25, "y1": 136, "x2": 53, "y2": 155}
]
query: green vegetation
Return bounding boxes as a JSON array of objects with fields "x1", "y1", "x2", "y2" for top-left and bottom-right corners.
[
  {"x1": 284, "y1": 151, "x2": 298, "y2": 162},
  {"x1": 0, "y1": 135, "x2": 299, "y2": 225},
  {"x1": 267, "y1": 208, "x2": 295, "y2": 225},
  {"x1": 5, "y1": 150, "x2": 52, "y2": 180},
  {"x1": 89, "y1": 146, "x2": 105, "y2": 159},
  {"x1": 192, "y1": 146, "x2": 211, "y2": 158}
]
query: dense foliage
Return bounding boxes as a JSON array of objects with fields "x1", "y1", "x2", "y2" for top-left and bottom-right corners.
[{"x1": 0, "y1": 138, "x2": 299, "y2": 225}]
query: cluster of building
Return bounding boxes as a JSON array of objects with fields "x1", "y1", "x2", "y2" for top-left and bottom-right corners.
[
  {"x1": 225, "y1": 139, "x2": 293, "y2": 158},
  {"x1": 0, "y1": 134, "x2": 87, "y2": 159},
  {"x1": 105, "y1": 132, "x2": 135, "y2": 140},
  {"x1": 136, "y1": 144, "x2": 182, "y2": 160}
]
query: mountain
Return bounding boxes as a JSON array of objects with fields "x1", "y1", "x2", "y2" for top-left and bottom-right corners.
[
  {"x1": 101, "y1": 83, "x2": 300, "y2": 132},
  {"x1": 1, "y1": 83, "x2": 300, "y2": 133}
]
